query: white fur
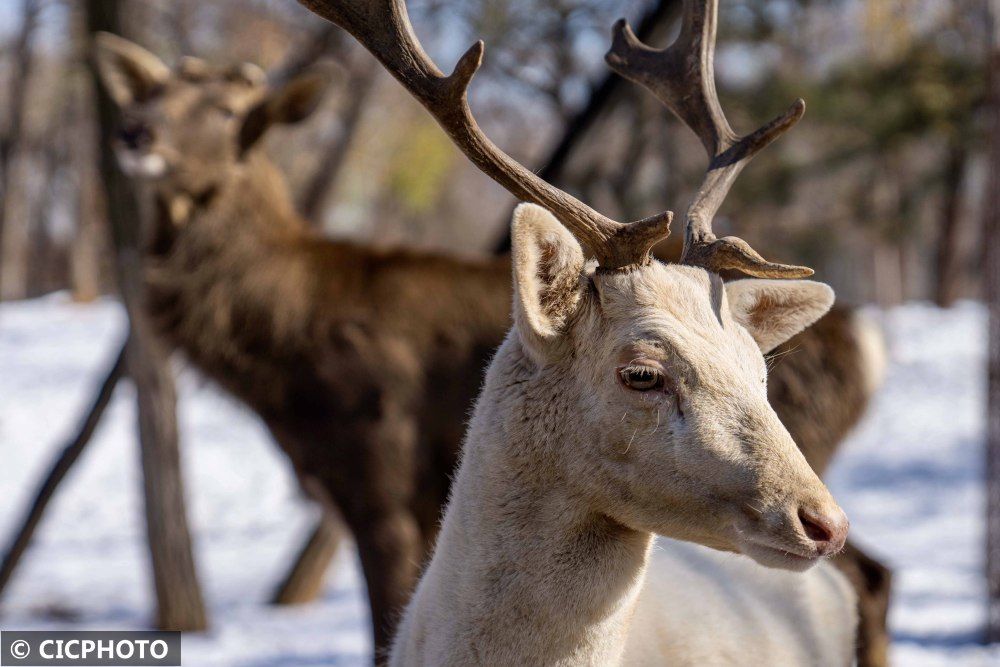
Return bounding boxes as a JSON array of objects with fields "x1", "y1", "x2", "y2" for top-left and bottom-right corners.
[
  {"x1": 114, "y1": 147, "x2": 168, "y2": 178},
  {"x1": 726, "y1": 278, "x2": 835, "y2": 354},
  {"x1": 390, "y1": 205, "x2": 856, "y2": 666},
  {"x1": 623, "y1": 539, "x2": 856, "y2": 666}
]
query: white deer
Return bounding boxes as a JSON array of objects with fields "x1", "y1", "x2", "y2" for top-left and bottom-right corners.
[{"x1": 299, "y1": 0, "x2": 858, "y2": 664}]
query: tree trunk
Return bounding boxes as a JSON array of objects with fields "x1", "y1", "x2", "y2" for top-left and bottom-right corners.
[
  {"x1": 84, "y1": 0, "x2": 207, "y2": 632},
  {"x1": 70, "y1": 169, "x2": 105, "y2": 302},
  {"x1": 1, "y1": 154, "x2": 35, "y2": 300},
  {"x1": 0, "y1": 0, "x2": 41, "y2": 301},
  {"x1": 0, "y1": 346, "x2": 124, "y2": 600},
  {"x1": 297, "y1": 61, "x2": 378, "y2": 224},
  {"x1": 985, "y1": 0, "x2": 1000, "y2": 643},
  {"x1": 271, "y1": 513, "x2": 345, "y2": 605},
  {"x1": 69, "y1": 6, "x2": 105, "y2": 303},
  {"x1": 934, "y1": 141, "x2": 968, "y2": 308}
]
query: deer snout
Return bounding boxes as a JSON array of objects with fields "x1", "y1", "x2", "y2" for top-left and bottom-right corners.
[{"x1": 797, "y1": 503, "x2": 848, "y2": 556}]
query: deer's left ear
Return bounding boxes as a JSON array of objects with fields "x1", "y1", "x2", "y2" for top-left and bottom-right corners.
[
  {"x1": 511, "y1": 203, "x2": 586, "y2": 363},
  {"x1": 725, "y1": 279, "x2": 834, "y2": 353},
  {"x1": 238, "y1": 73, "x2": 328, "y2": 155}
]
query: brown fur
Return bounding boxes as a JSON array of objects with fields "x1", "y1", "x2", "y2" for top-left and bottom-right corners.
[
  {"x1": 770, "y1": 307, "x2": 872, "y2": 476},
  {"x1": 146, "y1": 154, "x2": 511, "y2": 653},
  {"x1": 95, "y1": 38, "x2": 889, "y2": 664}
]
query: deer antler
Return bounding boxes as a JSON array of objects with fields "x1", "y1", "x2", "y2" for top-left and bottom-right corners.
[
  {"x1": 297, "y1": 0, "x2": 672, "y2": 270},
  {"x1": 606, "y1": 0, "x2": 813, "y2": 278}
]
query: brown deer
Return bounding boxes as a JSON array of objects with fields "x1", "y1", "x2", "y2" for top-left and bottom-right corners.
[
  {"x1": 94, "y1": 19, "x2": 890, "y2": 665},
  {"x1": 299, "y1": 0, "x2": 862, "y2": 663}
]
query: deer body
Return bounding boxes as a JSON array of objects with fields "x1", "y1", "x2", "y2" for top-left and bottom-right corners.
[
  {"x1": 93, "y1": 33, "x2": 517, "y2": 646},
  {"x1": 622, "y1": 539, "x2": 855, "y2": 665},
  {"x1": 146, "y1": 152, "x2": 511, "y2": 428}
]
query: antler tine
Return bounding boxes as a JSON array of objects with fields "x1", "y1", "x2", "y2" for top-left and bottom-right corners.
[
  {"x1": 606, "y1": 0, "x2": 813, "y2": 279},
  {"x1": 298, "y1": 0, "x2": 672, "y2": 270}
]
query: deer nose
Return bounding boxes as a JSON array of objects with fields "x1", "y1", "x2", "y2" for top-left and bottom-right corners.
[
  {"x1": 797, "y1": 505, "x2": 848, "y2": 556},
  {"x1": 121, "y1": 122, "x2": 153, "y2": 150}
]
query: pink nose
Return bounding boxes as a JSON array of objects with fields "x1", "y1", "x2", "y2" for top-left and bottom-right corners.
[{"x1": 797, "y1": 506, "x2": 849, "y2": 556}]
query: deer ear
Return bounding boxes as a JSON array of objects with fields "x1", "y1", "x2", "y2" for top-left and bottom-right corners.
[
  {"x1": 725, "y1": 279, "x2": 834, "y2": 354},
  {"x1": 511, "y1": 203, "x2": 586, "y2": 362},
  {"x1": 94, "y1": 33, "x2": 170, "y2": 108},
  {"x1": 238, "y1": 73, "x2": 328, "y2": 155}
]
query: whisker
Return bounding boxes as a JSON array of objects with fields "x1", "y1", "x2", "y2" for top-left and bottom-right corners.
[
  {"x1": 766, "y1": 344, "x2": 801, "y2": 372},
  {"x1": 623, "y1": 425, "x2": 639, "y2": 455}
]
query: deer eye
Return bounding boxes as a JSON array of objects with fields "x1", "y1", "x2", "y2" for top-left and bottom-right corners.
[{"x1": 619, "y1": 366, "x2": 665, "y2": 392}]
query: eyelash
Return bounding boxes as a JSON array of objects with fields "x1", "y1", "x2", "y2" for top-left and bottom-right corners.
[
  {"x1": 618, "y1": 365, "x2": 666, "y2": 392},
  {"x1": 617, "y1": 363, "x2": 686, "y2": 418}
]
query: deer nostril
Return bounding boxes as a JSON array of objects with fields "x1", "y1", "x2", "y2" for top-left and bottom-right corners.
[{"x1": 798, "y1": 507, "x2": 835, "y2": 543}]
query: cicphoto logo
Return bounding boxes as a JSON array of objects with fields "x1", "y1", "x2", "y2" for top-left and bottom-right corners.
[
  {"x1": 8, "y1": 640, "x2": 30, "y2": 660},
  {"x1": 1, "y1": 631, "x2": 180, "y2": 666}
]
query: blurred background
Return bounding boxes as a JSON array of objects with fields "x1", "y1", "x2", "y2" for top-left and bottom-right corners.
[
  {"x1": 0, "y1": 0, "x2": 998, "y2": 665},
  {"x1": 0, "y1": 0, "x2": 991, "y2": 304}
]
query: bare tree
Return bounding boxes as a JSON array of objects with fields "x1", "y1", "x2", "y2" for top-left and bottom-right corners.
[
  {"x1": 297, "y1": 57, "x2": 379, "y2": 222},
  {"x1": 986, "y1": 0, "x2": 1000, "y2": 643},
  {"x1": 934, "y1": 139, "x2": 969, "y2": 307},
  {"x1": 272, "y1": 20, "x2": 382, "y2": 225},
  {"x1": 0, "y1": 0, "x2": 42, "y2": 300},
  {"x1": 0, "y1": 348, "x2": 125, "y2": 600},
  {"x1": 84, "y1": 0, "x2": 207, "y2": 632}
]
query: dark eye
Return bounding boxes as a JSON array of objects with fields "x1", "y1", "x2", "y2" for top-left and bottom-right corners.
[
  {"x1": 218, "y1": 106, "x2": 237, "y2": 119},
  {"x1": 619, "y1": 366, "x2": 665, "y2": 392}
]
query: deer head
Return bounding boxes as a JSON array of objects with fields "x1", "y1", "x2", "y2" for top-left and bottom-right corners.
[
  {"x1": 300, "y1": 0, "x2": 847, "y2": 570},
  {"x1": 93, "y1": 33, "x2": 327, "y2": 207}
]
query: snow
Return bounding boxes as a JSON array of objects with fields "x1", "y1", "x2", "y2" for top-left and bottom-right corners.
[{"x1": 1, "y1": 294, "x2": 999, "y2": 666}]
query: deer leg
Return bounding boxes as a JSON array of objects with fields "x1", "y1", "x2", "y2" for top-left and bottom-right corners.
[
  {"x1": 318, "y1": 408, "x2": 422, "y2": 664},
  {"x1": 344, "y1": 503, "x2": 422, "y2": 663},
  {"x1": 831, "y1": 540, "x2": 893, "y2": 667},
  {"x1": 271, "y1": 510, "x2": 347, "y2": 605}
]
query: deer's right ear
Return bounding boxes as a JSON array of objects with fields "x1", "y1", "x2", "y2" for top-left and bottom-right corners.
[
  {"x1": 511, "y1": 203, "x2": 586, "y2": 363},
  {"x1": 94, "y1": 33, "x2": 170, "y2": 108},
  {"x1": 238, "y1": 73, "x2": 327, "y2": 156}
]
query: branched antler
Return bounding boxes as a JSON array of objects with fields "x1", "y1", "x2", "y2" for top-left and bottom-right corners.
[
  {"x1": 297, "y1": 0, "x2": 672, "y2": 270},
  {"x1": 606, "y1": 0, "x2": 813, "y2": 278}
]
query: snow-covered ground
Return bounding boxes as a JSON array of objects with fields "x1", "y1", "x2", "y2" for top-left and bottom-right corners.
[{"x1": 1, "y1": 294, "x2": 998, "y2": 666}]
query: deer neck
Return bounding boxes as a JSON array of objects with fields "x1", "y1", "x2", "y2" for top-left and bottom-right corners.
[{"x1": 395, "y1": 337, "x2": 653, "y2": 666}]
